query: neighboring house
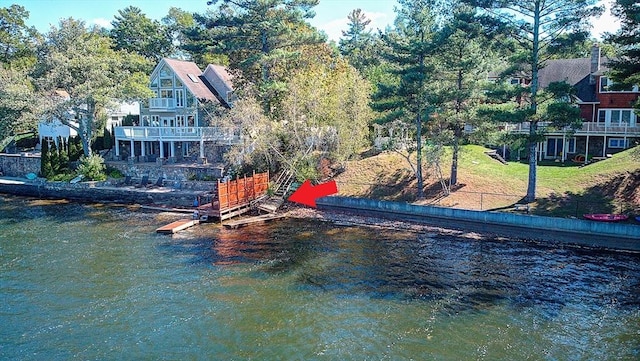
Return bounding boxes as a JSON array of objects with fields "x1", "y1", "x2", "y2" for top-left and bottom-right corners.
[
  {"x1": 505, "y1": 45, "x2": 640, "y2": 162},
  {"x1": 107, "y1": 101, "x2": 140, "y2": 129},
  {"x1": 38, "y1": 90, "x2": 139, "y2": 150},
  {"x1": 37, "y1": 90, "x2": 76, "y2": 149},
  {"x1": 113, "y1": 58, "x2": 238, "y2": 163}
]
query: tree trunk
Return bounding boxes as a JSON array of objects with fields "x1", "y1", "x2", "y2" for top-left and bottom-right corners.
[
  {"x1": 416, "y1": 112, "x2": 424, "y2": 199},
  {"x1": 450, "y1": 129, "x2": 459, "y2": 187},
  {"x1": 526, "y1": 125, "x2": 537, "y2": 202},
  {"x1": 525, "y1": 0, "x2": 542, "y2": 203}
]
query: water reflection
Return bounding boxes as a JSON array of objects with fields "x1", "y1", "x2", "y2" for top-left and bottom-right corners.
[
  {"x1": 3, "y1": 198, "x2": 640, "y2": 360},
  {"x1": 180, "y1": 219, "x2": 640, "y2": 318}
]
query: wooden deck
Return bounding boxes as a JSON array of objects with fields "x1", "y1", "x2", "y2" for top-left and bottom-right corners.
[
  {"x1": 223, "y1": 214, "x2": 287, "y2": 229},
  {"x1": 156, "y1": 219, "x2": 199, "y2": 233}
]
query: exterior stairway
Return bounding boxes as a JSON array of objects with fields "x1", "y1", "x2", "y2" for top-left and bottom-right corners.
[
  {"x1": 255, "y1": 169, "x2": 296, "y2": 213},
  {"x1": 485, "y1": 150, "x2": 508, "y2": 164}
]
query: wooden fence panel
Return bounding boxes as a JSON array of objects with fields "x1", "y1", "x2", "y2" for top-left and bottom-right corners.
[{"x1": 215, "y1": 171, "x2": 270, "y2": 212}]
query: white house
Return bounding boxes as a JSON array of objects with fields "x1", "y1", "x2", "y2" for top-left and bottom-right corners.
[
  {"x1": 113, "y1": 58, "x2": 238, "y2": 163},
  {"x1": 38, "y1": 90, "x2": 140, "y2": 150}
]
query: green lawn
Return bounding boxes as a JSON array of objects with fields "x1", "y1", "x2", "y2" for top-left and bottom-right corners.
[
  {"x1": 338, "y1": 144, "x2": 639, "y2": 218},
  {"x1": 456, "y1": 145, "x2": 640, "y2": 217}
]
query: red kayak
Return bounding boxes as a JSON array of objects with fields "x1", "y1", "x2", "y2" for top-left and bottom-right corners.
[{"x1": 583, "y1": 214, "x2": 629, "y2": 222}]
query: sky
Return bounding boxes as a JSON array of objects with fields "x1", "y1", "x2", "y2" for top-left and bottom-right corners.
[{"x1": 13, "y1": 0, "x2": 621, "y2": 43}]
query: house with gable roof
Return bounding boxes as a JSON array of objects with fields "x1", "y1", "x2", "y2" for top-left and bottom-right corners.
[
  {"x1": 506, "y1": 45, "x2": 640, "y2": 162},
  {"x1": 113, "y1": 58, "x2": 238, "y2": 163}
]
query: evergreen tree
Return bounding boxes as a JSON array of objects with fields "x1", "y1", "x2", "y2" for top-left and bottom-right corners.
[
  {"x1": 37, "y1": 18, "x2": 153, "y2": 157},
  {"x1": 49, "y1": 140, "x2": 60, "y2": 175},
  {"x1": 40, "y1": 139, "x2": 52, "y2": 178},
  {"x1": 0, "y1": 4, "x2": 40, "y2": 68},
  {"x1": 58, "y1": 137, "x2": 69, "y2": 172},
  {"x1": 338, "y1": 9, "x2": 380, "y2": 74},
  {"x1": 430, "y1": 3, "x2": 493, "y2": 187},
  {"x1": 464, "y1": 0, "x2": 603, "y2": 202},
  {"x1": 605, "y1": 0, "x2": 640, "y2": 109},
  {"x1": 0, "y1": 5, "x2": 41, "y2": 140},
  {"x1": 372, "y1": 0, "x2": 439, "y2": 199},
  {"x1": 103, "y1": 126, "x2": 113, "y2": 150},
  {"x1": 110, "y1": 6, "x2": 173, "y2": 62},
  {"x1": 68, "y1": 136, "x2": 82, "y2": 162},
  {"x1": 196, "y1": 0, "x2": 326, "y2": 116}
]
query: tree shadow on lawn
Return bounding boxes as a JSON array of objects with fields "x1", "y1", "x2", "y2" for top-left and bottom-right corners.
[
  {"x1": 535, "y1": 170, "x2": 640, "y2": 219},
  {"x1": 363, "y1": 169, "x2": 416, "y2": 201},
  {"x1": 362, "y1": 169, "x2": 452, "y2": 203}
]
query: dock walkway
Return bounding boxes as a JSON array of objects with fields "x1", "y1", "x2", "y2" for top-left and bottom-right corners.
[
  {"x1": 223, "y1": 213, "x2": 287, "y2": 229},
  {"x1": 156, "y1": 219, "x2": 199, "y2": 233}
]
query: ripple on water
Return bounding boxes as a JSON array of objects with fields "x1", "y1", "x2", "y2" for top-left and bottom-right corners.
[{"x1": 1, "y1": 200, "x2": 640, "y2": 360}]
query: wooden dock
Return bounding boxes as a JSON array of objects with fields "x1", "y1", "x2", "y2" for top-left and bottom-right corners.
[
  {"x1": 156, "y1": 219, "x2": 200, "y2": 234},
  {"x1": 223, "y1": 213, "x2": 287, "y2": 229}
]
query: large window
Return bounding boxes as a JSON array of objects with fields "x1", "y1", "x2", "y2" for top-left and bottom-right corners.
[
  {"x1": 597, "y1": 109, "x2": 636, "y2": 125},
  {"x1": 175, "y1": 89, "x2": 184, "y2": 107},
  {"x1": 608, "y1": 138, "x2": 628, "y2": 149},
  {"x1": 160, "y1": 89, "x2": 173, "y2": 99},
  {"x1": 546, "y1": 137, "x2": 575, "y2": 157}
]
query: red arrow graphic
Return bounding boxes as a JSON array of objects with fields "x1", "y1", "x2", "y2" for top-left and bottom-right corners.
[{"x1": 287, "y1": 179, "x2": 338, "y2": 208}]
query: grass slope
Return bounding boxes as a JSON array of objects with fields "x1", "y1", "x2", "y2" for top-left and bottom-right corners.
[{"x1": 334, "y1": 145, "x2": 640, "y2": 218}]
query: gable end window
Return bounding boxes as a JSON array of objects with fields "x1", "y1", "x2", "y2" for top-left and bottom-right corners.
[{"x1": 600, "y1": 76, "x2": 638, "y2": 92}]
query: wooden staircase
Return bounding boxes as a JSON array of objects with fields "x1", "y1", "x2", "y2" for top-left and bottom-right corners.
[
  {"x1": 485, "y1": 150, "x2": 508, "y2": 164},
  {"x1": 255, "y1": 169, "x2": 295, "y2": 213}
]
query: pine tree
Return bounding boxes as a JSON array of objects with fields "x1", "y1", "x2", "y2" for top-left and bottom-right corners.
[
  {"x1": 430, "y1": 3, "x2": 493, "y2": 187},
  {"x1": 40, "y1": 139, "x2": 52, "y2": 178},
  {"x1": 372, "y1": 0, "x2": 439, "y2": 199},
  {"x1": 58, "y1": 137, "x2": 69, "y2": 172},
  {"x1": 605, "y1": 0, "x2": 640, "y2": 109},
  {"x1": 465, "y1": 0, "x2": 603, "y2": 202},
  {"x1": 196, "y1": 0, "x2": 326, "y2": 116},
  {"x1": 338, "y1": 9, "x2": 380, "y2": 74},
  {"x1": 49, "y1": 140, "x2": 60, "y2": 175}
]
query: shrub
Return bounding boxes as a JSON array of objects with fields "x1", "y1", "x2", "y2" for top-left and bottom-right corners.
[{"x1": 76, "y1": 154, "x2": 107, "y2": 181}]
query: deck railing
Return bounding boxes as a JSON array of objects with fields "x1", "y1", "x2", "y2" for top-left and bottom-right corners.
[
  {"x1": 114, "y1": 126, "x2": 242, "y2": 144},
  {"x1": 506, "y1": 122, "x2": 640, "y2": 136},
  {"x1": 148, "y1": 98, "x2": 175, "y2": 110}
]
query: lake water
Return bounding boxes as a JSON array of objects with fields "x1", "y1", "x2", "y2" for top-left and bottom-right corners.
[{"x1": 1, "y1": 195, "x2": 639, "y2": 360}]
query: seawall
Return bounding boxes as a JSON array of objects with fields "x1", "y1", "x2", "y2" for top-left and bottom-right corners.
[
  {"x1": 317, "y1": 196, "x2": 640, "y2": 252},
  {"x1": 0, "y1": 178, "x2": 205, "y2": 207}
]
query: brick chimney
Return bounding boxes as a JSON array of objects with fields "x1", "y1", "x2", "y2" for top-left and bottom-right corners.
[{"x1": 590, "y1": 43, "x2": 601, "y2": 74}]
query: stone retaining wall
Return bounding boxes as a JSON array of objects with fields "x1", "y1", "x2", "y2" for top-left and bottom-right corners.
[
  {"x1": 317, "y1": 196, "x2": 640, "y2": 252},
  {"x1": 0, "y1": 178, "x2": 205, "y2": 207},
  {"x1": 106, "y1": 161, "x2": 224, "y2": 182},
  {"x1": 0, "y1": 153, "x2": 224, "y2": 185},
  {"x1": 0, "y1": 153, "x2": 40, "y2": 177}
]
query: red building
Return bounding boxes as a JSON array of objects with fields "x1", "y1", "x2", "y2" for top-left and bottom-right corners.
[{"x1": 508, "y1": 45, "x2": 639, "y2": 162}]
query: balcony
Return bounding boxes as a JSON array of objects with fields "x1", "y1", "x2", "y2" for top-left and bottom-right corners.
[
  {"x1": 148, "y1": 98, "x2": 175, "y2": 111},
  {"x1": 114, "y1": 126, "x2": 242, "y2": 144},
  {"x1": 506, "y1": 122, "x2": 640, "y2": 137}
]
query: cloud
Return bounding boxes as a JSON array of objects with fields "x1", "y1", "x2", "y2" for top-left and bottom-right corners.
[
  {"x1": 317, "y1": 11, "x2": 392, "y2": 42},
  {"x1": 91, "y1": 18, "x2": 112, "y2": 30},
  {"x1": 589, "y1": 0, "x2": 620, "y2": 39}
]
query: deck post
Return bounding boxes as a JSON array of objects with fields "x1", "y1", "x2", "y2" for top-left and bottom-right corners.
[{"x1": 584, "y1": 134, "x2": 590, "y2": 165}]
